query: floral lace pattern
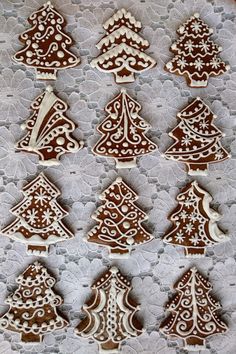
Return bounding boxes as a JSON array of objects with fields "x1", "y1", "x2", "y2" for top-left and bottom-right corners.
[{"x1": 0, "y1": 0, "x2": 235, "y2": 353}]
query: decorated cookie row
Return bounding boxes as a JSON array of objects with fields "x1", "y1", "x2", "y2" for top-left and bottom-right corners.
[
  {"x1": 14, "y1": 85, "x2": 230, "y2": 176},
  {"x1": 1, "y1": 172, "x2": 229, "y2": 258},
  {"x1": 13, "y1": 3, "x2": 230, "y2": 88},
  {"x1": 0, "y1": 261, "x2": 227, "y2": 352}
]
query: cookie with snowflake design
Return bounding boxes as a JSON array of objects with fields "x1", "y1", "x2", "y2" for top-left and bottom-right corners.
[
  {"x1": 165, "y1": 13, "x2": 230, "y2": 87},
  {"x1": 164, "y1": 97, "x2": 230, "y2": 175},
  {"x1": 1, "y1": 173, "x2": 73, "y2": 256},
  {"x1": 163, "y1": 181, "x2": 229, "y2": 257}
]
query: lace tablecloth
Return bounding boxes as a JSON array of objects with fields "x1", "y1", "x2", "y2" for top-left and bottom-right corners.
[{"x1": 0, "y1": 0, "x2": 235, "y2": 353}]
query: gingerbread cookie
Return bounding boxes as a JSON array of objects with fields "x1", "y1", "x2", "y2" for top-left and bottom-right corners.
[
  {"x1": 16, "y1": 85, "x2": 83, "y2": 166},
  {"x1": 164, "y1": 97, "x2": 230, "y2": 175},
  {"x1": 160, "y1": 267, "x2": 228, "y2": 350},
  {"x1": 86, "y1": 177, "x2": 153, "y2": 258},
  {"x1": 13, "y1": 1, "x2": 80, "y2": 80},
  {"x1": 91, "y1": 8, "x2": 156, "y2": 83},
  {"x1": 0, "y1": 261, "x2": 68, "y2": 343},
  {"x1": 93, "y1": 88, "x2": 157, "y2": 168},
  {"x1": 165, "y1": 13, "x2": 230, "y2": 87},
  {"x1": 2, "y1": 173, "x2": 74, "y2": 256},
  {"x1": 163, "y1": 181, "x2": 229, "y2": 257},
  {"x1": 75, "y1": 266, "x2": 143, "y2": 352}
]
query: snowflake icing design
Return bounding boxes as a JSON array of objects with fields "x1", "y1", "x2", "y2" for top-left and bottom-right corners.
[
  {"x1": 25, "y1": 208, "x2": 38, "y2": 224},
  {"x1": 189, "y1": 233, "x2": 200, "y2": 246},
  {"x1": 199, "y1": 40, "x2": 210, "y2": 53},
  {"x1": 190, "y1": 21, "x2": 202, "y2": 33},
  {"x1": 184, "y1": 40, "x2": 194, "y2": 52},
  {"x1": 34, "y1": 188, "x2": 49, "y2": 206},
  {"x1": 215, "y1": 151, "x2": 224, "y2": 160},
  {"x1": 210, "y1": 56, "x2": 221, "y2": 69},
  {"x1": 179, "y1": 210, "x2": 188, "y2": 221},
  {"x1": 181, "y1": 135, "x2": 192, "y2": 146},
  {"x1": 177, "y1": 57, "x2": 187, "y2": 69},
  {"x1": 42, "y1": 209, "x2": 54, "y2": 225},
  {"x1": 183, "y1": 222, "x2": 195, "y2": 235},
  {"x1": 175, "y1": 231, "x2": 184, "y2": 243},
  {"x1": 194, "y1": 58, "x2": 204, "y2": 71}
]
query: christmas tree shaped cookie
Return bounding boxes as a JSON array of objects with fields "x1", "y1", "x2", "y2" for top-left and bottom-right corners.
[
  {"x1": 75, "y1": 266, "x2": 143, "y2": 352},
  {"x1": 164, "y1": 97, "x2": 230, "y2": 175},
  {"x1": 165, "y1": 13, "x2": 230, "y2": 87},
  {"x1": 91, "y1": 8, "x2": 156, "y2": 83},
  {"x1": 93, "y1": 88, "x2": 157, "y2": 169},
  {"x1": 163, "y1": 181, "x2": 229, "y2": 257},
  {"x1": 16, "y1": 86, "x2": 83, "y2": 166},
  {"x1": 1, "y1": 173, "x2": 73, "y2": 256},
  {"x1": 13, "y1": 1, "x2": 80, "y2": 80},
  {"x1": 160, "y1": 267, "x2": 228, "y2": 350},
  {"x1": 86, "y1": 177, "x2": 153, "y2": 258},
  {"x1": 0, "y1": 261, "x2": 68, "y2": 343}
]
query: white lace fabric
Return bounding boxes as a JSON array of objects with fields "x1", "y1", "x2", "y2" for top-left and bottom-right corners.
[{"x1": 0, "y1": 0, "x2": 235, "y2": 353}]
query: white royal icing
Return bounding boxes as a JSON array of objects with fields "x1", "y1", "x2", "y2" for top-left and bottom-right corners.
[
  {"x1": 0, "y1": 261, "x2": 68, "y2": 342},
  {"x1": 75, "y1": 266, "x2": 143, "y2": 350},
  {"x1": 163, "y1": 181, "x2": 229, "y2": 257},
  {"x1": 12, "y1": 2, "x2": 80, "y2": 79},
  {"x1": 93, "y1": 88, "x2": 157, "y2": 168},
  {"x1": 164, "y1": 97, "x2": 230, "y2": 175},
  {"x1": 165, "y1": 13, "x2": 230, "y2": 87},
  {"x1": 16, "y1": 85, "x2": 83, "y2": 165},
  {"x1": 86, "y1": 177, "x2": 153, "y2": 258},
  {"x1": 160, "y1": 267, "x2": 228, "y2": 349},
  {"x1": 1, "y1": 173, "x2": 74, "y2": 255},
  {"x1": 91, "y1": 9, "x2": 156, "y2": 83}
]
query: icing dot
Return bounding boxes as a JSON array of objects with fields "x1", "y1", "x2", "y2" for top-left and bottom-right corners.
[
  {"x1": 55, "y1": 34, "x2": 62, "y2": 41},
  {"x1": 121, "y1": 205, "x2": 128, "y2": 213},
  {"x1": 38, "y1": 24, "x2": 44, "y2": 31},
  {"x1": 32, "y1": 43, "x2": 39, "y2": 49},
  {"x1": 57, "y1": 51, "x2": 64, "y2": 58},
  {"x1": 51, "y1": 19, "x2": 56, "y2": 25},
  {"x1": 56, "y1": 137, "x2": 65, "y2": 145},
  {"x1": 26, "y1": 51, "x2": 33, "y2": 57},
  {"x1": 123, "y1": 221, "x2": 130, "y2": 229},
  {"x1": 127, "y1": 237, "x2": 134, "y2": 245}
]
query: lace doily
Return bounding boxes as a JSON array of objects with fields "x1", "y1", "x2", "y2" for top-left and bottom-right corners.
[{"x1": 0, "y1": 0, "x2": 235, "y2": 353}]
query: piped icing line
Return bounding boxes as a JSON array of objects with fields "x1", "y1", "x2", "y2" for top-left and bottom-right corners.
[
  {"x1": 91, "y1": 43, "x2": 156, "y2": 69},
  {"x1": 96, "y1": 26, "x2": 149, "y2": 50},
  {"x1": 103, "y1": 8, "x2": 141, "y2": 32}
]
